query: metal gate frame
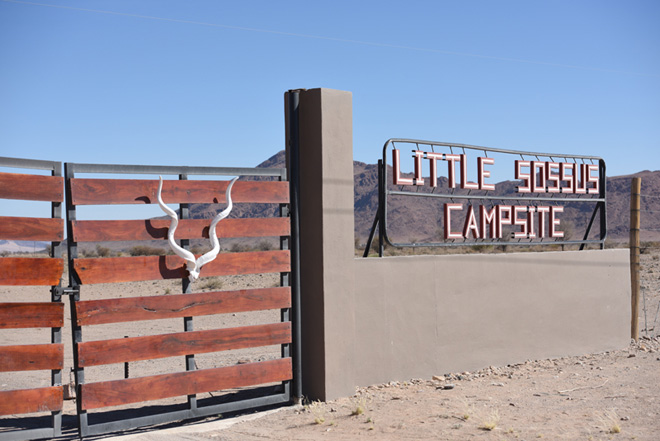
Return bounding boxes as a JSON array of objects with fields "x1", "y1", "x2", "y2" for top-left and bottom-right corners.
[
  {"x1": 0, "y1": 157, "x2": 64, "y2": 441},
  {"x1": 63, "y1": 162, "x2": 301, "y2": 438}
]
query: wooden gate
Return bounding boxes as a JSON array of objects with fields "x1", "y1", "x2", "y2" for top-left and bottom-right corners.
[
  {"x1": 64, "y1": 162, "x2": 296, "y2": 437},
  {"x1": 0, "y1": 157, "x2": 65, "y2": 440}
]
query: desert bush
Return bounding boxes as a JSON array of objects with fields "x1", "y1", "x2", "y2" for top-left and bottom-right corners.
[
  {"x1": 96, "y1": 245, "x2": 112, "y2": 257},
  {"x1": 256, "y1": 240, "x2": 273, "y2": 251},
  {"x1": 230, "y1": 243, "x2": 249, "y2": 253},
  {"x1": 199, "y1": 277, "x2": 223, "y2": 291},
  {"x1": 81, "y1": 248, "x2": 98, "y2": 258},
  {"x1": 129, "y1": 245, "x2": 166, "y2": 256}
]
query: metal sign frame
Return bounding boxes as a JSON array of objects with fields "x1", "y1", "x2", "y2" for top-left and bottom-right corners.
[{"x1": 364, "y1": 139, "x2": 607, "y2": 256}]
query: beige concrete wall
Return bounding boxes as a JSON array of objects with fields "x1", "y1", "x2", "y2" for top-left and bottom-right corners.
[
  {"x1": 351, "y1": 250, "x2": 631, "y2": 390},
  {"x1": 293, "y1": 87, "x2": 631, "y2": 401}
]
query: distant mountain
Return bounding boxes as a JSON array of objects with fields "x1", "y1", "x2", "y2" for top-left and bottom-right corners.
[
  {"x1": 228, "y1": 151, "x2": 660, "y2": 245},
  {"x1": 0, "y1": 240, "x2": 49, "y2": 253},
  {"x1": 6, "y1": 152, "x2": 653, "y2": 255}
]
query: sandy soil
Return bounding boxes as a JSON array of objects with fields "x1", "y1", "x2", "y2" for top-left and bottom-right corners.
[
  {"x1": 214, "y1": 337, "x2": 659, "y2": 441},
  {"x1": 209, "y1": 251, "x2": 660, "y2": 441},
  {"x1": 1, "y1": 250, "x2": 659, "y2": 440}
]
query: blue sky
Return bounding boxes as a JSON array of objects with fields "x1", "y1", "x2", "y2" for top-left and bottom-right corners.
[{"x1": 1, "y1": 0, "x2": 659, "y2": 180}]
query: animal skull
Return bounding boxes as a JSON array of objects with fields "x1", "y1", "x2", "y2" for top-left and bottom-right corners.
[{"x1": 157, "y1": 176, "x2": 238, "y2": 282}]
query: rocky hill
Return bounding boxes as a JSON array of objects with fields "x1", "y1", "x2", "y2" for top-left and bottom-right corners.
[
  {"x1": 4, "y1": 151, "x2": 657, "y2": 254},
  {"x1": 247, "y1": 151, "x2": 660, "y2": 245}
]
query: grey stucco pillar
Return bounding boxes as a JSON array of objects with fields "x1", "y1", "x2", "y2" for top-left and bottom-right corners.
[{"x1": 288, "y1": 88, "x2": 356, "y2": 400}]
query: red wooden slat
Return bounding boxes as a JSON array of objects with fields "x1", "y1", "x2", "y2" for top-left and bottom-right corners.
[
  {"x1": 0, "y1": 302, "x2": 64, "y2": 328},
  {"x1": 0, "y1": 216, "x2": 64, "y2": 241},
  {"x1": 80, "y1": 358, "x2": 292, "y2": 410},
  {"x1": 0, "y1": 343, "x2": 63, "y2": 371},
  {"x1": 0, "y1": 172, "x2": 63, "y2": 202},
  {"x1": 70, "y1": 178, "x2": 289, "y2": 205},
  {"x1": 0, "y1": 387, "x2": 63, "y2": 415},
  {"x1": 73, "y1": 250, "x2": 290, "y2": 284},
  {"x1": 78, "y1": 322, "x2": 291, "y2": 366},
  {"x1": 75, "y1": 287, "x2": 291, "y2": 325},
  {"x1": 72, "y1": 217, "x2": 290, "y2": 242},
  {"x1": 0, "y1": 257, "x2": 63, "y2": 286}
]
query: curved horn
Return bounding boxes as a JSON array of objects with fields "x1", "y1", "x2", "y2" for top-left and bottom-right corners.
[
  {"x1": 196, "y1": 177, "x2": 238, "y2": 270},
  {"x1": 157, "y1": 176, "x2": 199, "y2": 280}
]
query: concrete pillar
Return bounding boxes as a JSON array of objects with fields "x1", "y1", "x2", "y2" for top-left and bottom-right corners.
[{"x1": 291, "y1": 88, "x2": 356, "y2": 400}]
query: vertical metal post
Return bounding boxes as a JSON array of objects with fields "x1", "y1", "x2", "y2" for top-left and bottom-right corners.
[
  {"x1": 362, "y1": 160, "x2": 384, "y2": 258},
  {"x1": 599, "y1": 159, "x2": 607, "y2": 250},
  {"x1": 50, "y1": 162, "x2": 63, "y2": 436},
  {"x1": 179, "y1": 173, "x2": 197, "y2": 411},
  {"x1": 630, "y1": 177, "x2": 641, "y2": 341},
  {"x1": 64, "y1": 163, "x2": 88, "y2": 438},
  {"x1": 378, "y1": 159, "x2": 385, "y2": 257},
  {"x1": 286, "y1": 90, "x2": 303, "y2": 400},
  {"x1": 279, "y1": 192, "x2": 292, "y2": 399},
  {"x1": 124, "y1": 336, "x2": 130, "y2": 378}
]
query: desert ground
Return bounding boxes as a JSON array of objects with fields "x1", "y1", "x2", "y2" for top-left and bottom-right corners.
[{"x1": 1, "y1": 248, "x2": 659, "y2": 440}]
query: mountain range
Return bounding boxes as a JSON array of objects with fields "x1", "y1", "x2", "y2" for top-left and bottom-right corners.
[
  {"x1": 3, "y1": 151, "x2": 659, "y2": 254},
  {"x1": 239, "y1": 151, "x2": 660, "y2": 245}
]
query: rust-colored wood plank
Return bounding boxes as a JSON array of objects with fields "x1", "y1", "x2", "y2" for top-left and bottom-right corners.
[
  {"x1": 75, "y1": 286, "x2": 290, "y2": 325},
  {"x1": 0, "y1": 172, "x2": 63, "y2": 202},
  {"x1": 78, "y1": 322, "x2": 291, "y2": 366},
  {"x1": 72, "y1": 217, "x2": 290, "y2": 242},
  {"x1": 0, "y1": 302, "x2": 64, "y2": 328},
  {"x1": 201, "y1": 250, "x2": 291, "y2": 278},
  {"x1": 0, "y1": 216, "x2": 64, "y2": 241},
  {"x1": 80, "y1": 357, "x2": 292, "y2": 410},
  {"x1": 0, "y1": 257, "x2": 63, "y2": 286},
  {"x1": 0, "y1": 343, "x2": 63, "y2": 371},
  {"x1": 70, "y1": 179, "x2": 289, "y2": 205},
  {"x1": 0, "y1": 387, "x2": 63, "y2": 415},
  {"x1": 73, "y1": 250, "x2": 290, "y2": 284}
]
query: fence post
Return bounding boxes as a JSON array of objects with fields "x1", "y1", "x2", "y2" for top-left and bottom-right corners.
[{"x1": 630, "y1": 177, "x2": 641, "y2": 341}]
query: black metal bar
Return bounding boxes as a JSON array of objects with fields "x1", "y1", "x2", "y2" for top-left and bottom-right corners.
[
  {"x1": 363, "y1": 160, "x2": 384, "y2": 258},
  {"x1": 579, "y1": 205, "x2": 601, "y2": 250},
  {"x1": 64, "y1": 162, "x2": 285, "y2": 177},
  {"x1": 50, "y1": 161, "x2": 63, "y2": 438},
  {"x1": 599, "y1": 159, "x2": 608, "y2": 249},
  {"x1": 381, "y1": 138, "x2": 604, "y2": 162},
  {"x1": 177, "y1": 172, "x2": 198, "y2": 412},
  {"x1": 279, "y1": 162, "x2": 293, "y2": 398},
  {"x1": 387, "y1": 190, "x2": 604, "y2": 204},
  {"x1": 0, "y1": 155, "x2": 61, "y2": 171},
  {"x1": 363, "y1": 212, "x2": 380, "y2": 258},
  {"x1": 286, "y1": 90, "x2": 303, "y2": 401},
  {"x1": 82, "y1": 391, "x2": 290, "y2": 437},
  {"x1": 0, "y1": 428, "x2": 58, "y2": 441},
  {"x1": 378, "y1": 159, "x2": 385, "y2": 257},
  {"x1": 64, "y1": 162, "x2": 88, "y2": 438},
  {"x1": 385, "y1": 239, "x2": 605, "y2": 248}
]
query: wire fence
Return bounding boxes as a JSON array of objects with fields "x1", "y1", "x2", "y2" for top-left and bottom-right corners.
[{"x1": 638, "y1": 192, "x2": 660, "y2": 338}]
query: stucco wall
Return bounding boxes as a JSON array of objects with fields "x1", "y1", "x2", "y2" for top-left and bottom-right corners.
[{"x1": 351, "y1": 250, "x2": 631, "y2": 390}]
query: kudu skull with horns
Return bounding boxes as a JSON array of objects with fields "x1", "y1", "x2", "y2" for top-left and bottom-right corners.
[{"x1": 157, "y1": 176, "x2": 238, "y2": 282}]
